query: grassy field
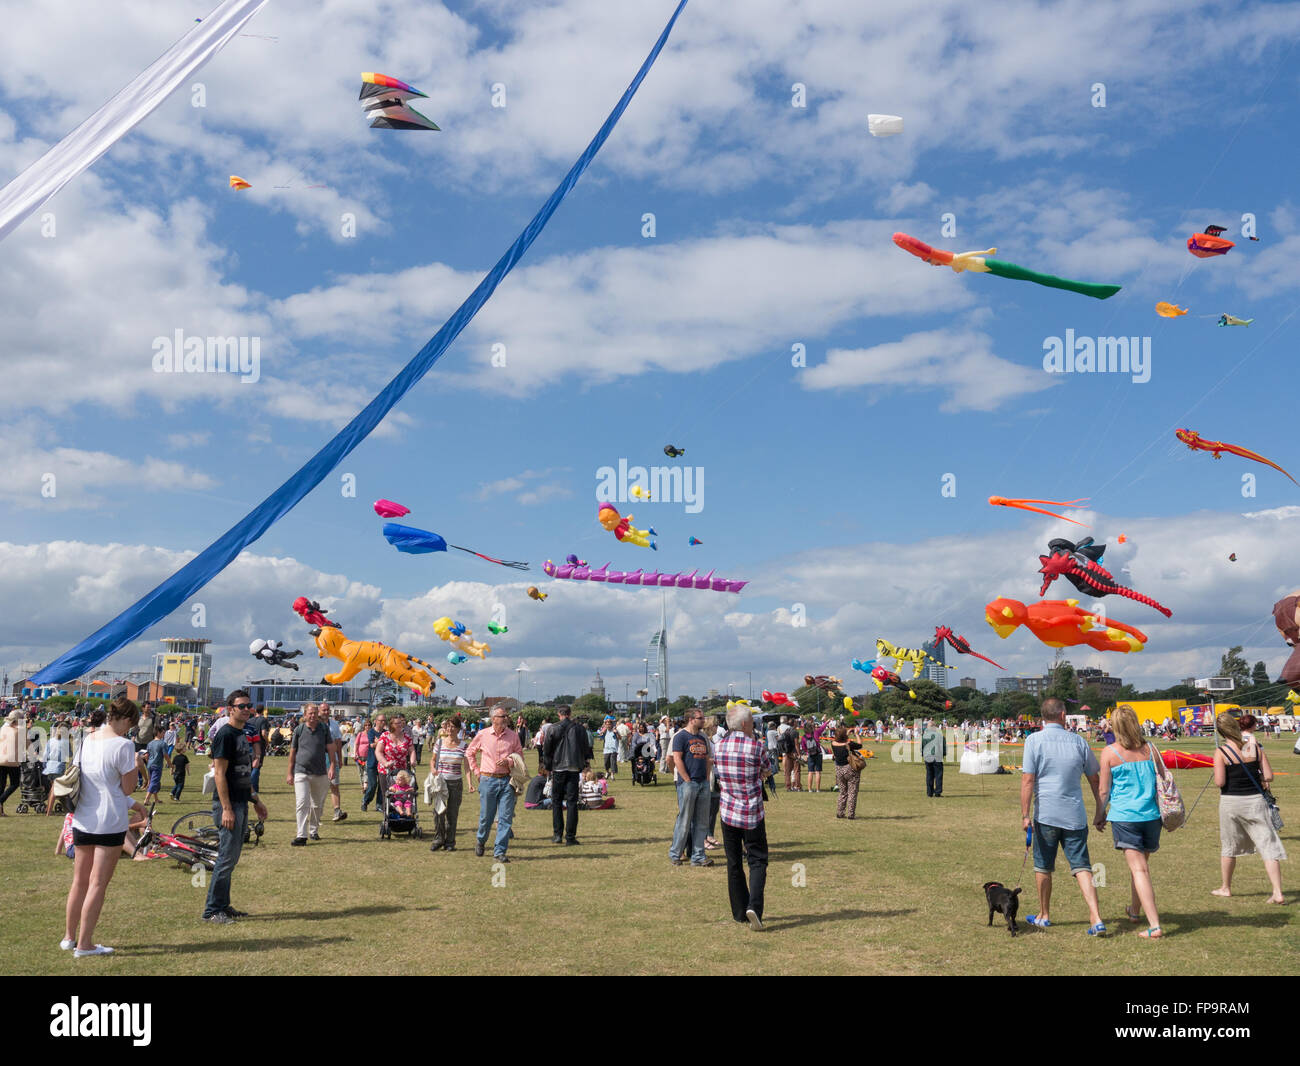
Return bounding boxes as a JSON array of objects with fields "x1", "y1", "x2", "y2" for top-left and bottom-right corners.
[{"x1": 3, "y1": 735, "x2": 1296, "y2": 975}]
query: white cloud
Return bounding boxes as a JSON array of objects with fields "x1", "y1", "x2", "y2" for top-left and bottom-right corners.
[
  {"x1": 0, "y1": 423, "x2": 217, "y2": 510},
  {"x1": 801, "y1": 327, "x2": 1057, "y2": 411}
]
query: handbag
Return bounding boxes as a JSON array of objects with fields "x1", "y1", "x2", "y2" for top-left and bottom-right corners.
[
  {"x1": 1146, "y1": 743, "x2": 1185, "y2": 831},
  {"x1": 1221, "y1": 744, "x2": 1283, "y2": 831},
  {"x1": 847, "y1": 745, "x2": 866, "y2": 773},
  {"x1": 51, "y1": 741, "x2": 83, "y2": 812}
]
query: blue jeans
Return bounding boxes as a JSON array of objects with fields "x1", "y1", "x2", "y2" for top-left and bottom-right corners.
[
  {"x1": 362, "y1": 762, "x2": 386, "y2": 808},
  {"x1": 476, "y1": 777, "x2": 517, "y2": 858},
  {"x1": 670, "y1": 779, "x2": 710, "y2": 863},
  {"x1": 204, "y1": 800, "x2": 247, "y2": 917},
  {"x1": 1032, "y1": 820, "x2": 1092, "y2": 875},
  {"x1": 170, "y1": 773, "x2": 185, "y2": 801},
  {"x1": 250, "y1": 764, "x2": 261, "y2": 794}
]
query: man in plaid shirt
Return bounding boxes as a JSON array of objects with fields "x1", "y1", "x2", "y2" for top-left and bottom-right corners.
[{"x1": 715, "y1": 702, "x2": 774, "y2": 930}]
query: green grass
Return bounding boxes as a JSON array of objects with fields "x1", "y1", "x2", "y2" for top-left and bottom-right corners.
[{"x1": 2, "y1": 737, "x2": 1296, "y2": 975}]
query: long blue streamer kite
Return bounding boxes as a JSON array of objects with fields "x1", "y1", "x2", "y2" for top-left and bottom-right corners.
[{"x1": 34, "y1": 0, "x2": 690, "y2": 684}]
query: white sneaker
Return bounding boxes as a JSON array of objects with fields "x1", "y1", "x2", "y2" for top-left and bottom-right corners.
[
  {"x1": 73, "y1": 944, "x2": 114, "y2": 957},
  {"x1": 745, "y1": 908, "x2": 764, "y2": 931},
  {"x1": 59, "y1": 938, "x2": 75, "y2": 951}
]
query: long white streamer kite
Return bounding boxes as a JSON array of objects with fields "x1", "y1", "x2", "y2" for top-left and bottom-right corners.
[{"x1": 0, "y1": 0, "x2": 270, "y2": 244}]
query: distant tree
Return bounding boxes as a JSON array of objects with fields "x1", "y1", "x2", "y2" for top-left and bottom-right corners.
[
  {"x1": 1251, "y1": 661, "x2": 1270, "y2": 687},
  {"x1": 572, "y1": 692, "x2": 609, "y2": 717},
  {"x1": 1046, "y1": 661, "x2": 1078, "y2": 701},
  {"x1": 1219, "y1": 646, "x2": 1251, "y2": 692},
  {"x1": 1079, "y1": 684, "x2": 1103, "y2": 711},
  {"x1": 667, "y1": 695, "x2": 695, "y2": 716},
  {"x1": 1115, "y1": 684, "x2": 1139, "y2": 701},
  {"x1": 990, "y1": 691, "x2": 1038, "y2": 720}
]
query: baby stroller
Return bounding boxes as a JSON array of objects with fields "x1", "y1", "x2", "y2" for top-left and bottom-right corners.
[
  {"x1": 379, "y1": 771, "x2": 423, "y2": 840},
  {"x1": 632, "y1": 748, "x2": 658, "y2": 786},
  {"x1": 14, "y1": 762, "x2": 51, "y2": 814}
]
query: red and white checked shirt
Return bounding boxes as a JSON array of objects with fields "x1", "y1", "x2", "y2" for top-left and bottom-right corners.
[{"x1": 715, "y1": 730, "x2": 771, "y2": 829}]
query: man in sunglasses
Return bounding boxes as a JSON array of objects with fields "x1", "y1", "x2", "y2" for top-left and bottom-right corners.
[{"x1": 203, "y1": 691, "x2": 269, "y2": 925}]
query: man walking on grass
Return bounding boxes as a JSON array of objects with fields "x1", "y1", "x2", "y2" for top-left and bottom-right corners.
[
  {"x1": 1020, "y1": 697, "x2": 1106, "y2": 935},
  {"x1": 288, "y1": 703, "x2": 331, "y2": 846},
  {"x1": 716, "y1": 702, "x2": 772, "y2": 929},
  {"x1": 466, "y1": 706, "x2": 523, "y2": 861}
]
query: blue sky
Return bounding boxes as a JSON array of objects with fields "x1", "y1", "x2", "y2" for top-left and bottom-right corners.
[{"x1": 3, "y1": 0, "x2": 1300, "y2": 704}]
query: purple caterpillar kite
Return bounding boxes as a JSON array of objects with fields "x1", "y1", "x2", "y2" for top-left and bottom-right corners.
[{"x1": 543, "y1": 554, "x2": 747, "y2": 593}]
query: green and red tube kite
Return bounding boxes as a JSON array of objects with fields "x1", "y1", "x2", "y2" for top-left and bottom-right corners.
[{"x1": 893, "y1": 233, "x2": 1121, "y2": 300}]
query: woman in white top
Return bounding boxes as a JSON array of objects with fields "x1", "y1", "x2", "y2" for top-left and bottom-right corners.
[{"x1": 62, "y1": 696, "x2": 145, "y2": 958}]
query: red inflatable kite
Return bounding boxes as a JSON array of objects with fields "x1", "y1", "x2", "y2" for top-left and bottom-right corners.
[
  {"x1": 985, "y1": 597, "x2": 1148, "y2": 653},
  {"x1": 1175, "y1": 429, "x2": 1297, "y2": 485},
  {"x1": 1162, "y1": 750, "x2": 1213, "y2": 770}
]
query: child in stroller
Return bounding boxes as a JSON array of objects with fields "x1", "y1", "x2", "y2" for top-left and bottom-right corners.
[
  {"x1": 15, "y1": 761, "x2": 50, "y2": 814},
  {"x1": 380, "y1": 770, "x2": 422, "y2": 839},
  {"x1": 631, "y1": 750, "x2": 658, "y2": 786}
]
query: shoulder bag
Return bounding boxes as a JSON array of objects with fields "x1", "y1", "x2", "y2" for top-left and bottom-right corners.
[
  {"x1": 1146, "y1": 743, "x2": 1185, "y2": 831},
  {"x1": 51, "y1": 736, "x2": 85, "y2": 812},
  {"x1": 1221, "y1": 744, "x2": 1283, "y2": 831}
]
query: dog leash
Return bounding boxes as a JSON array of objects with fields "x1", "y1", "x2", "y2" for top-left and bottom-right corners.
[{"x1": 1015, "y1": 825, "x2": 1031, "y2": 890}]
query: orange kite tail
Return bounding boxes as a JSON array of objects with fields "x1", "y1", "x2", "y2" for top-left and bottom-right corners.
[
  {"x1": 1214, "y1": 442, "x2": 1298, "y2": 486},
  {"x1": 988, "y1": 496, "x2": 1091, "y2": 527}
]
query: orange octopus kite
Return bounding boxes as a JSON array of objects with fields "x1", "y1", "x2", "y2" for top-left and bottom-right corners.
[
  {"x1": 988, "y1": 496, "x2": 1090, "y2": 527},
  {"x1": 985, "y1": 597, "x2": 1148, "y2": 653}
]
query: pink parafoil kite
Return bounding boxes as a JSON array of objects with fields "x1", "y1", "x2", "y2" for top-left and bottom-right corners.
[{"x1": 374, "y1": 499, "x2": 410, "y2": 518}]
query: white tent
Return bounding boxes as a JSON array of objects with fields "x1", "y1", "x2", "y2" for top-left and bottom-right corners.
[{"x1": 959, "y1": 747, "x2": 1001, "y2": 774}]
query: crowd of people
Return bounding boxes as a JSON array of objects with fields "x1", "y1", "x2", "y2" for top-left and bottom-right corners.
[{"x1": 0, "y1": 685, "x2": 1289, "y2": 955}]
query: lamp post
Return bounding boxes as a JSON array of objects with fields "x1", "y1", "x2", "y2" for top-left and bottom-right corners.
[{"x1": 747, "y1": 671, "x2": 752, "y2": 700}]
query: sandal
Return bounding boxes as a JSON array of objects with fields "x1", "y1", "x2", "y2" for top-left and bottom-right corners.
[
  {"x1": 1138, "y1": 927, "x2": 1163, "y2": 939},
  {"x1": 1124, "y1": 906, "x2": 1142, "y2": 923},
  {"x1": 1026, "y1": 915, "x2": 1051, "y2": 928}
]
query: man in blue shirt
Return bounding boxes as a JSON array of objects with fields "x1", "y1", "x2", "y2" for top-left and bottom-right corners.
[
  {"x1": 669, "y1": 707, "x2": 713, "y2": 867},
  {"x1": 1020, "y1": 698, "x2": 1105, "y2": 934},
  {"x1": 144, "y1": 732, "x2": 171, "y2": 806}
]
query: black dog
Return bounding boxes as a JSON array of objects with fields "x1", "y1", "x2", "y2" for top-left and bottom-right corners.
[{"x1": 983, "y1": 881, "x2": 1021, "y2": 936}]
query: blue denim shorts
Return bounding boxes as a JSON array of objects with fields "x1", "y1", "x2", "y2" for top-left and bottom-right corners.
[
  {"x1": 1032, "y1": 821, "x2": 1092, "y2": 874},
  {"x1": 1111, "y1": 818, "x2": 1161, "y2": 853}
]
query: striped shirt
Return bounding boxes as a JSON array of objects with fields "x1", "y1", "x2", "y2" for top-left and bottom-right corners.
[
  {"x1": 434, "y1": 742, "x2": 469, "y2": 780},
  {"x1": 715, "y1": 730, "x2": 771, "y2": 830}
]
